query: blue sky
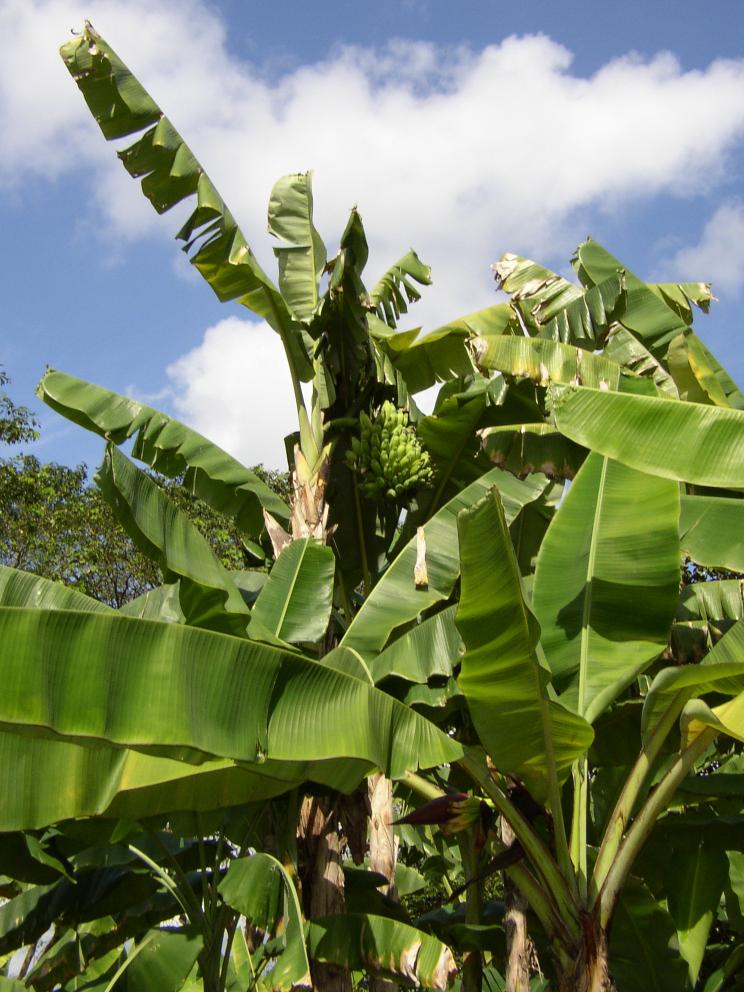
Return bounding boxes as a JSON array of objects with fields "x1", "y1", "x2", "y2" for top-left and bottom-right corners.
[{"x1": 2, "y1": 0, "x2": 744, "y2": 471}]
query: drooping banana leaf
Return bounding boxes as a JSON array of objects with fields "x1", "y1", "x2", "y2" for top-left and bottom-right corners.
[
  {"x1": 481, "y1": 423, "x2": 586, "y2": 481},
  {"x1": 306, "y1": 913, "x2": 456, "y2": 990},
  {"x1": 642, "y1": 619, "x2": 744, "y2": 742},
  {"x1": 0, "y1": 608, "x2": 462, "y2": 778},
  {"x1": 96, "y1": 444, "x2": 250, "y2": 633},
  {"x1": 119, "y1": 582, "x2": 185, "y2": 623},
  {"x1": 37, "y1": 369, "x2": 289, "y2": 535},
  {"x1": 550, "y1": 383, "x2": 744, "y2": 488},
  {"x1": 0, "y1": 565, "x2": 111, "y2": 613},
  {"x1": 603, "y1": 325, "x2": 679, "y2": 397},
  {"x1": 649, "y1": 281, "x2": 712, "y2": 321},
  {"x1": 368, "y1": 606, "x2": 463, "y2": 685},
  {"x1": 665, "y1": 836, "x2": 729, "y2": 986},
  {"x1": 456, "y1": 490, "x2": 593, "y2": 798},
  {"x1": 371, "y1": 304, "x2": 518, "y2": 394},
  {"x1": 681, "y1": 692, "x2": 744, "y2": 750},
  {"x1": 60, "y1": 24, "x2": 313, "y2": 382},
  {"x1": 680, "y1": 494, "x2": 744, "y2": 572},
  {"x1": 250, "y1": 538, "x2": 335, "y2": 643},
  {"x1": 667, "y1": 330, "x2": 731, "y2": 407},
  {"x1": 341, "y1": 466, "x2": 548, "y2": 661},
  {"x1": 417, "y1": 392, "x2": 491, "y2": 503},
  {"x1": 369, "y1": 250, "x2": 432, "y2": 329},
  {"x1": 219, "y1": 853, "x2": 311, "y2": 990},
  {"x1": 474, "y1": 335, "x2": 622, "y2": 389},
  {"x1": 268, "y1": 172, "x2": 326, "y2": 323},
  {"x1": 532, "y1": 452, "x2": 680, "y2": 723}
]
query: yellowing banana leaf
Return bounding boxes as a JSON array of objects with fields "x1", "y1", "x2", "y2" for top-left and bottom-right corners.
[
  {"x1": 642, "y1": 619, "x2": 744, "y2": 743},
  {"x1": 368, "y1": 606, "x2": 463, "y2": 685},
  {"x1": 60, "y1": 25, "x2": 312, "y2": 381},
  {"x1": 341, "y1": 466, "x2": 547, "y2": 661},
  {"x1": 0, "y1": 607, "x2": 461, "y2": 778},
  {"x1": 481, "y1": 423, "x2": 586, "y2": 481},
  {"x1": 681, "y1": 693, "x2": 744, "y2": 750},
  {"x1": 533, "y1": 452, "x2": 679, "y2": 723},
  {"x1": 370, "y1": 250, "x2": 432, "y2": 329},
  {"x1": 96, "y1": 444, "x2": 249, "y2": 633},
  {"x1": 668, "y1": 331, "x2": 730, "y2": 406},
  {"x1": 251, "y1": 538, "x2": 335, "y2": 644},
  {"x1": 680, "y1": 494, "x2": 744, "y2": 572},
  {"x1": 37, "y1": 369, "x2": 289, "y2": 536},
  {"x1": 474, "y1": 335, "x2": 621, "y2": 389},
  {"x1": 268, "y1": 172, "x2": 326, "y2": 323},
  {"x1": 550, "y1": 384, "x2": 744, "y2": 488},
  {"x1": 219, "y1": 854, "x2": 311, "y2": 990},
  {"x1": 0, "y1": 565, "x2": 111, "y2": 614},
  {"x1": 456, "y1": 490, "x2": 593, "y2": 798},
  {"x1": 603, "y1": 326, "x2": 678, "y2": 397},
  {"x1": 306, "y1": 913, "x2": 456, "y2": 990}
]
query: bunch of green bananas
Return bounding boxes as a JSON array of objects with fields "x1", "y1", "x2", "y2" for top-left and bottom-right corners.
[{"x1": 345, "y1": 401, "x2": 434, "y2": 500}]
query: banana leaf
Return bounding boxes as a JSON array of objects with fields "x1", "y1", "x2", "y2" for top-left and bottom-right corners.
[
  {"x1": 680, "y1": 494, "x2": 744, "y2": 572},
  {"x1": 456, "y1": 490, "x2": 593, "y2": 798},
  {"x1": 550, "y1": 384, "x2": 744, "y2": 488},
  {"x1": 219, "y1": 853, "x2": 310, "y2": 990},
  {"x1": 370, "y1": 250, "x2": 432, "y2": 329},
  {"x1": 96, "y1": 444, "x2": 249, "y2": 633},
  {"x1": 0, "y1": 565, "x2": 111, "y2": 613},
  {"x1": 474, "y1": 335, "x2": 622, "y2": 389},
  {"x1": 532, "y1": 452, "x2": 679, "y2": 723},
  {"x1": 677, "y1": 581, "x2": 744, "y2": 623},
  {"x1": 251, "y1": 538, "x2": 335, "y2": 644},
  {"x1": 368, "y1": 606, "x2": 463, "y2": 685},
  {"x1": 119, "y1": 582, "x2": 185, "y2": 623},
  {"x1": 341, "y1": 466, "x2": 547, "y2": 661},
  {"x1": 609, "y1": 879, "x2": 689, "y2": 992},
  {"x1": 268, "y1": 172, "x2": 326, "y2": 322},
  {"x1": 60, "y1": 25, "x2": 312, "y2": 382},
  {"x1": 306, "y1": 913, "x2": 456, "y2": 990},
  {"x1": 0, "y1": 607, "x2": 461, "y2": 778},
  {"x1": 37, "y1": 369, "x2": 289, "y2": 536},
  {"x1": 481, "y1": 423, "x2": 586, "y2": 481},
  {"x1": 603, "y1": 326, "x2": 678, "y2": 397}
]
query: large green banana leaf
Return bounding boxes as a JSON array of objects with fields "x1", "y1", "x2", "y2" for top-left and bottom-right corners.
[
  {"x1": 96, "y1": 444, "x2": 249, "y2": 632},
  {"x1": 551, "y1": 384, "x2": 744, "y2": 487},
  {"x1": 474, "y1": 335, "x2": 622, "y2": 389},
  {"x1": 371, "y1": 304, "x2": 517, "y2": 394},
  {"x1": 0, "y1": 565, "x2": 111, "y2": 614},
  {"x1": 417, "y1": 393, "x2": 490, "y2": 501},
  {"x1": 219, "y1": 853, "x2": 311, "y2": 990},
  {"x1": 60, "y1": 24, "x2": 312, "y2": 381},
  {"x1": 0, "y1": 608, "x2": 461, "y2": 777},
  {"x1": 642, "y1": 619, "x2": 744, "y2": 742},
  {"x1": 680, "y1": 494, "x2": 744, "y2": 572},
  {"x1": 370, "y1": 250, "x2": 432, "y2": 329},
  {"x1": 120, "y1": 928, "x2": 203, "y2": 992},
  {"x1": 609, "y1": 879, "x2": 689, "y2": 992},
  {"x1": 341, "y1": 466, "x2": 547, "y2": 661},
  {"x1": 251, "y1": 538, "x2": 335, "y2": 643},
  {"x1": 268, "y1": 172, "x2": 326, "y2": 323},
  {"x1": 37, "y1": 369, "x2": 289, "y2": 535},
  {"x1": 532, "y1": 452, "x2": 679, "y2": 723},
  {"x1": 307, "y1": 913, "x2": 456, "y2": 990},
  {"x1": 119, "y1": 582, "x2": 185, "y2": 623},
  {"x1": 456, "y1": 490, "x2": 593, "y2": 798}
]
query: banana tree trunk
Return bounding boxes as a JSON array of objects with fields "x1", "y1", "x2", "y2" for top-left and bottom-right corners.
[
  {"x1": 501, "y1": 819, "x2": 530, "y2": 992},
  {"x1": 368, "y1": 772, "x2": 399, "y2": 992},
  {"x1": 559, "y1": 917, "x2": 615, "y2": 992}
]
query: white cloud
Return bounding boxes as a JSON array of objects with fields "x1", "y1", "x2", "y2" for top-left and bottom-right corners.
[
  {"x1": 5, "y1": 0, "x2": 744, "y2": 442},
  {"x1": 666, "y1": 201, "x2": 744, "y2": 297},
  {"x1": 165, "y1": 317, "x2": 297, "y2": 470}
]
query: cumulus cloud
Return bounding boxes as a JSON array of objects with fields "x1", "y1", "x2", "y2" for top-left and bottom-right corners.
[
  {"x1": 666, "y1": 201, "x2": 744, "y2": 297},
  {"x1": 5, "y1": 0, "x2": 744, "y2": 455},
  {"x1": 165, "y1": 317, "x2": 297, "y2": 469}
]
